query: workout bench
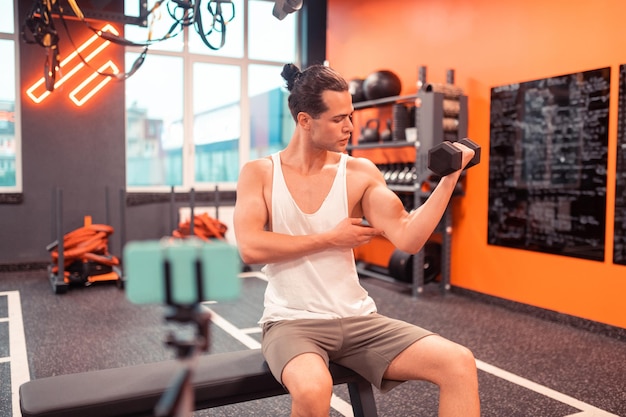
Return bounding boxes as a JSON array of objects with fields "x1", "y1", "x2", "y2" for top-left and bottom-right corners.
[{"x1": 20, "y1": 348, "x2": 378, "y2": 417}]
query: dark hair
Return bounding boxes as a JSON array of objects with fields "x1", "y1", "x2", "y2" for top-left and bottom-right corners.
[{"x1": 281, "y1": 63, "x2": 349, "y2": 121}]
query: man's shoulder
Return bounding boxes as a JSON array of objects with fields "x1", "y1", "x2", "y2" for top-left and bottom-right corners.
[
  {"x1": 243, "y1": 155, "x2": 274, "y2": 171},
  {"x1": 239, "y1": 156, "x2": 274, "y2": 185},
  {"x1": 346, "y1": 154, "x2": 378, "y2": 172}
]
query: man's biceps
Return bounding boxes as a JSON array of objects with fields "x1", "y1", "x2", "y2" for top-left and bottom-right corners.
[{"x1": 239, "y1": 209, "x2": 268, "y2": 230}]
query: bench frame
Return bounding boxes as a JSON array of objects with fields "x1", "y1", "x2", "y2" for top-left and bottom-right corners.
[{"x1": 20, "y1": 348, "x2": 378, "y2": 417}]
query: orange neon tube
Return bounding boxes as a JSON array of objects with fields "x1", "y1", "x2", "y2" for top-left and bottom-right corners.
[
  {"x1": 69, "y1": 60, "x2": 120, "y2": 106},
  {"x1": 26, "y1": 23, "x2": 119, "y2": 104}
]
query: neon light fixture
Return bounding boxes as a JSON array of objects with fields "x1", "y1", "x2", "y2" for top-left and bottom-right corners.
[
  {"x1": 69, "y1": 60, "x2": 120, "y2": 106},
  {"x1": 26, "y1": 23, "x2": 120, "y2": 106}
]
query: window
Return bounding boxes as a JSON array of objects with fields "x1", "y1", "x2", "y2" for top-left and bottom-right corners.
[
  {"x1": 193, "y1": 63, "x2": 241, "y2": 182},
  {"x1": 248, "y1": 63, "x2": 293, "y2": 159},
  {"x1": 0, "y1": 0, "x2": 20, "y2": 191},
  {"x1": 126, "y1": 54, "x2": 183, "y2": 186},
  {"x1": 125, "y1": 0, "x2": 299, "y2": 190}
]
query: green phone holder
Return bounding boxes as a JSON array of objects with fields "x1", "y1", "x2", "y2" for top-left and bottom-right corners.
[{"x1": 124, "y1": 238, "x2": 240, "y2": 306}]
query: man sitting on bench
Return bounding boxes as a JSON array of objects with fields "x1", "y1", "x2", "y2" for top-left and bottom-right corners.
[{"x1": 233, "y1": 63, "x2": 481, "y2": 417}]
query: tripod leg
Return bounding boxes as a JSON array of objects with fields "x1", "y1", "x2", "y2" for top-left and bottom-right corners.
[{"x1": 154, "y1": 366, "x2": 194, "y2": 417}]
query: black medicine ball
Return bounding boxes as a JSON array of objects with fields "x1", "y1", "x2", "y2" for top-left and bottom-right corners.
[
  {"x1": 348, "y1": 78, "x2": 366, "y2": 102},
  {"x1": 363, "y1": 70, "x2": 402, "y2": 101}
]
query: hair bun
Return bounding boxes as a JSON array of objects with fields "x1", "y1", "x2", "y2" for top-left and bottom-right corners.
[{"x1": 281, "y1": 63, "x2": 301, "y2": 91}]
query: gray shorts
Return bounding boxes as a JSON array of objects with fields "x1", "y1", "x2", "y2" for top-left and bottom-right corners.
[{"x1": 261, "y1": 313, "x2": 433, "y2": 392}]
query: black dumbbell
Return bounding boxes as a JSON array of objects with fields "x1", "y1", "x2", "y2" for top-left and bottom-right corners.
[{"x1": 427, "y1": 138, "x2": 481, "y2": 176}]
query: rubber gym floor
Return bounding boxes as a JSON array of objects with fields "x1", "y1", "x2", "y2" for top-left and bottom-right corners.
[{"x1": 1, "y1": 269, "x2": 625, "y2": 417}]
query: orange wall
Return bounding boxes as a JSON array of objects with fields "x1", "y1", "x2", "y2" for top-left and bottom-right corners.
[{"x1": 327, "y1": 0, "x2": 626, "y2": 329}]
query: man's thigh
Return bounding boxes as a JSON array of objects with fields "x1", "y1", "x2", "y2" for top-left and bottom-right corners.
[
  {"x1": 331, "y1": 314, "x2": 433, "y2": 391},
  {"x1": 262, "y1": 314, "x2": 434, "y2": 391},
  {"x1": 262, "y1": 319, "x2": 343, "y2": 384},
  {"x1": 281, "y1": 352, "x2": 333, "y2": 392},
  {"x1": 383, "y1": 334, "x2": 469, "y2": 384}
]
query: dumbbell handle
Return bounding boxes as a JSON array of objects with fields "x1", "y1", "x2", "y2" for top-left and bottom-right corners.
[{"x1": 457, "y1": 138, "x2": 481, "y2": 169}]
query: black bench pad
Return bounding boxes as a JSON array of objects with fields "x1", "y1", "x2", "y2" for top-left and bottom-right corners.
[{"x1": 20, "y1": 348, "x2": 377, "y2": 417}]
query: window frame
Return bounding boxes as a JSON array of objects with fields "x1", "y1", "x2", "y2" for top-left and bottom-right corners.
[
  {"x1": 0, "y1": 0, "x2": 22, "y2": 193},
  {"x1": 125, "y1": 0, "x2": 302, "y2": 193}
]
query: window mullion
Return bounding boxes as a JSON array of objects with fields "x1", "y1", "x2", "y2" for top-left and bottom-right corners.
[
  {"x1": 12, "y1": 0, "x2": 22, "y2": 191},
  {"x1": 239, "y1": 0, "x2": 251, "y2": 170},
  {"x1": 0, "y1": 0, "x2": 21, "y2": 192},
  {"x1": 182, "y1": 25, "x2": 195, "y2": 190}
]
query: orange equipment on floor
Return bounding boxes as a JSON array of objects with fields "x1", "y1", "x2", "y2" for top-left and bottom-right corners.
[
  {"x1": 47, "y1": 215, "x2": 123, "y2": 288},
  {"x1": 172, "y1": 212, "x2": 227, "y2": 241}
]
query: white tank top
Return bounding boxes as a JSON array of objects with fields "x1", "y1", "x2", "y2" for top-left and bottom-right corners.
[{"x1": 259, "y1": 152, "x2": 377, "y2": 323}]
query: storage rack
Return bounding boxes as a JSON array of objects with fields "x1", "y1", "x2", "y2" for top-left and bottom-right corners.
[{"x1": 349, "y1": 68, "x2": 468, "y2": 297}]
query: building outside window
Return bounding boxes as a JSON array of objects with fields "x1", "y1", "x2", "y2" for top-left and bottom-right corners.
[
  {"x1": 0, "y1": 0, "x2": 19, "y2": 191},
  {"x1": 124, "y1": 0, "x2": 299, "y2": 190}
]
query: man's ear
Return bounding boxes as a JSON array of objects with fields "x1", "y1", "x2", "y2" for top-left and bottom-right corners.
[{"x1": 297, "y1": 112, "x2": 312, "y2": 130}]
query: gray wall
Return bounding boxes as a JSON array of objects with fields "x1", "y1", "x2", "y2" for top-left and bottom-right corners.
[{"x1": 0, "y1": 4, "x2": 127, "y2": 265}]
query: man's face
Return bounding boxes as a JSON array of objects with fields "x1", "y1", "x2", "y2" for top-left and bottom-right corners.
[{"x1": 309, "y1": 90, "x2": 354, "y2": 152}]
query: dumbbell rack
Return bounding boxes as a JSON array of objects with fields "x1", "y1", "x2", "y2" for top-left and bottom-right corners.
[
  {"x1": 350, "y1": 67, "x2": 468, "y2": 297},
  {"x1": 413, "y1": 87, "x2": 468, "y2": 296}
]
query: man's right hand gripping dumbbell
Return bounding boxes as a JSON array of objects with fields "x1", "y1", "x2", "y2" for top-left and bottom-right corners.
[{"x1": 427, "y1": 138, "x2": 481, "y2": 176}]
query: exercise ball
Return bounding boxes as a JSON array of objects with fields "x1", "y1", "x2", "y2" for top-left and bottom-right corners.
[
  {"x1": 349, "y1": 78, "x2": 366, "y2": 103},
  {"x1": 363, "y1": 70, "x2": 402, "y2": 101}
]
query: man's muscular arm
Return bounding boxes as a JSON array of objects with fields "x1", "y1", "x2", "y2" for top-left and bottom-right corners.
[
  {"x1": 233, "y1": 159, "x2": 382, "y2": 265},
  {"x1": 360, "y1": 142, "x2": 475, "y2": 254}
]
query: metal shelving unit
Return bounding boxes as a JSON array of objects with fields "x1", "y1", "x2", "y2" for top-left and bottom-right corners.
[{"x1": 351, "y1": 68, "x2": 468, "y2": 297}]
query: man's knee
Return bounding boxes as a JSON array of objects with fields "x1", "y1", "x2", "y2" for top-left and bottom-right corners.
[
  {"x1": 285, "y1": 369, "x2": 333, "y2": 398},
  {"x1": 291, "y1": 377, "x2": 333, "y2": 401},
  {"x1": 285, "y1": 370, "x2": 333, "y2": 417},
  {"x1": 282, "y1": 353, "x2": 333, "y2": 405},
  {"x1": 443, "y1": 343, "x2": 478, "y2": 382},
  {"x1": 457, "y1": 344, "x2": 477, "y2": 369},
  {"x1": 400, "y1": 336, "x2": 478, "y2": 386}
]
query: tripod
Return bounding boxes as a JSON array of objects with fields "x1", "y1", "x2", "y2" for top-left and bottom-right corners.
[{"x1": 154, "y1": 259, "x2": 212, "y2": 417}]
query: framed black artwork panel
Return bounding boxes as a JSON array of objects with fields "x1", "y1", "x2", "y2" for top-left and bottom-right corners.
[
  {"x1": 488, "y1": 67, "x2": 610, "y2": 261},
  {"x1": 614, "y1": 65, "x2": 626, "y2": 266}
]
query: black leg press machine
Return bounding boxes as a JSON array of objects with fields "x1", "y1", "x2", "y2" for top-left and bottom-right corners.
[{"x1": 20, "y1": 238, "x2": 379, "y2": 417}]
